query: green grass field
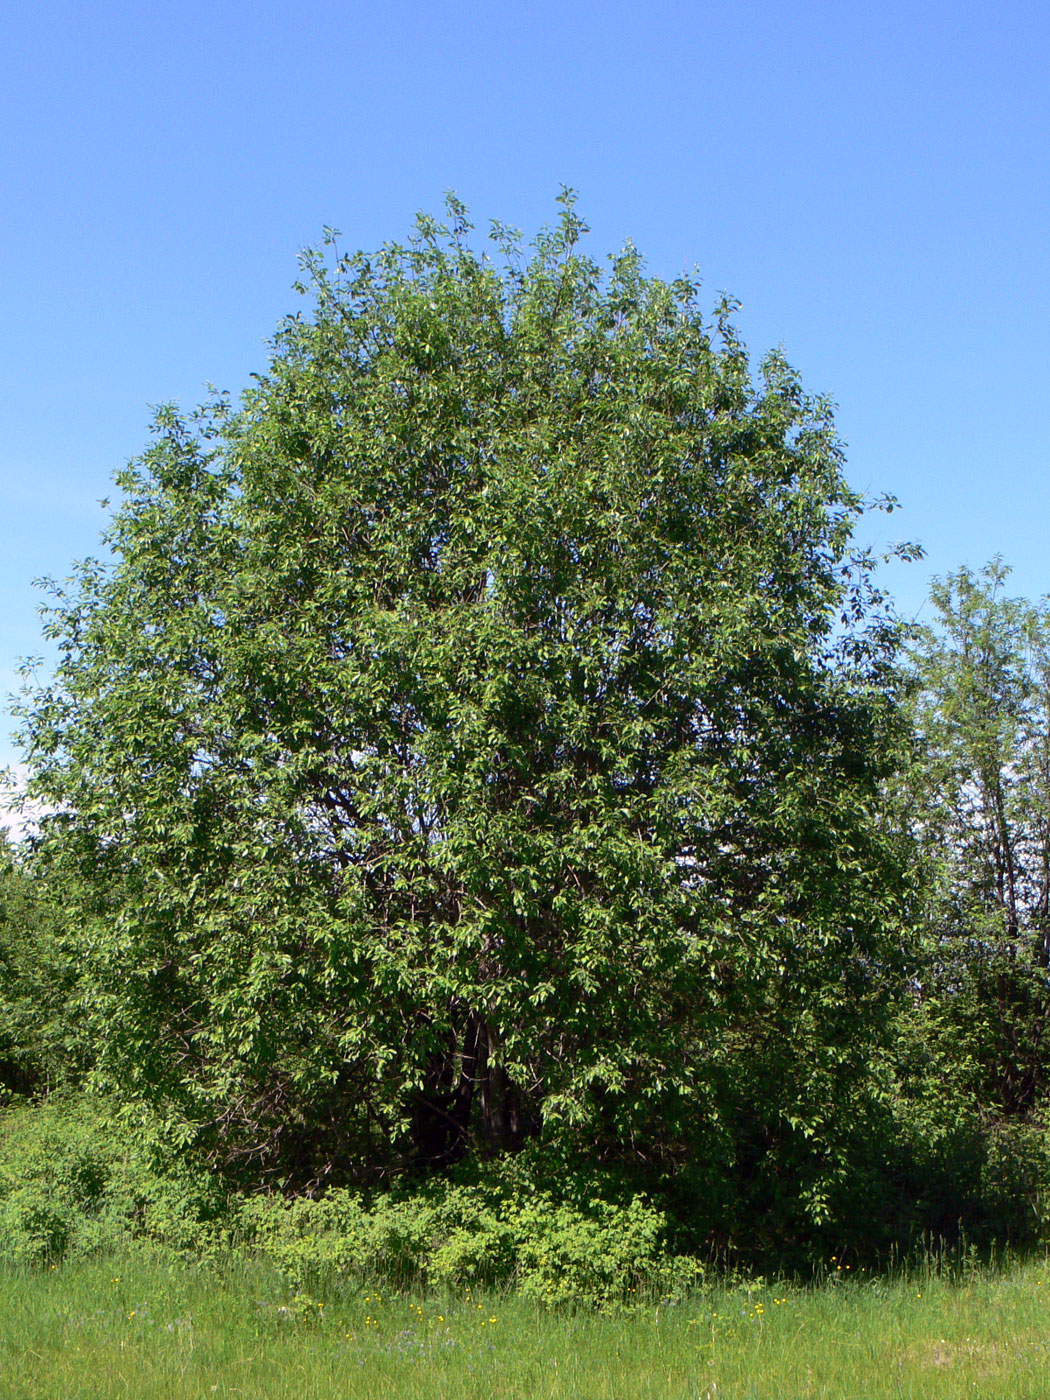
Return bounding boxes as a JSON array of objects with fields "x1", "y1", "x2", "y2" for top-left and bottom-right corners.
[{"x1": 2, "y1": 1253, "x2": 1049, "y2": 1399}]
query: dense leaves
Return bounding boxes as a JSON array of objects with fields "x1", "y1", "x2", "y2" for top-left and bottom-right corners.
[
  {"x1": 9, "y1": 198, "x2": 960, "y2": 1253},
  {"x1": 0, "y1": 837, "x2": 80, "y2": 1096},
  {"x1": 902, "y1": 562, "x2": 1050, "y2": 1116}
]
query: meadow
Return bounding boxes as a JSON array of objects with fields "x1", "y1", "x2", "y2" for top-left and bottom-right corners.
[{"x1": 1, "y1": 1252, "x2": 1049, "y2": 1399}]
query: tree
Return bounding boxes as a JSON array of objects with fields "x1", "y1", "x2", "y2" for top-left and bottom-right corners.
[
  {"x1": 0, "y1": 833, "x2": 80, "y2": 1097},
  {"x1": 17, "y1": 195, "x2": 909, "y2": 1214},
  {"x1": 903, "y1": 561, "x2": 1050, "y2": 1116}
]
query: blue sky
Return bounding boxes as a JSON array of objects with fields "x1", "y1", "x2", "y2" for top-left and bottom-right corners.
[{"x1": 2, "y1": 0, "x2": 1048, "y2": 772}]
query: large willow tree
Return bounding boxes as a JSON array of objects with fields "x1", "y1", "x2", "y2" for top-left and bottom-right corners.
[{"x1": 19, "y1": 196, "x2": 909, "y2": 1212}]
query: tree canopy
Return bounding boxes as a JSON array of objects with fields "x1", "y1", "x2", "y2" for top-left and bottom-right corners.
[
  {"x1": 902, "y1": 561, "x2": 1050, "y2": 1117},
  {"x1": 17, "y1": 197, "x2": 911, "y2": 1228}
]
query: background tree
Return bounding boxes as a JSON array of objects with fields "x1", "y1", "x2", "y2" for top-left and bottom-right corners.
[
  {"x1": 903, "y1": 560, "x2": 1050, "y2": 1117},
  {"x1": 0, "y1": 833, "x2": 80, "y2": 1097},
  {"x1": 17, "y1": 197, "x2": 910, "y2": 1233}
]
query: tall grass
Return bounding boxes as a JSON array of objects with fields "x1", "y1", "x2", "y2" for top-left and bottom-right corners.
[{"x1": 1, "y1": 1249, "x2": 1049, "y2": 1398}]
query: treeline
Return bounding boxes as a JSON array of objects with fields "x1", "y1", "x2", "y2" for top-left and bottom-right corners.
[{"x1": 1, "y1": 198, "x2": 1048, "y2": 1277}]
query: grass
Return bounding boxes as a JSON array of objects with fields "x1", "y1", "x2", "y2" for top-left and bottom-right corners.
[{"x1": 1, "y1": 1251, "x2": 1049, "y2": 1398}]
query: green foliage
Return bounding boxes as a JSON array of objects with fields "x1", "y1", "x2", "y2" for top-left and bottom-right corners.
[
  {"x1": 901, "y1": 561, "x2": 1050, "y2": 1116},
  {"x1": 0, "y1": 1088, "x2": 1046, "y2": 1284},
  {"x1": 821, "y1": 1041, "x2": 1050, "y2": 1259},
  {"x1": 0, "y1": 1100, "x2": 703, "y2": 1300},
  {"x1": 0, "y1": 1094, "x2": 232, "y2": 1263},
  {"x1": 0, "y1": 834, "x2": 83, "y2": 1094},
  {"x1": 8, "y1": 193, "x2": 1050, "y2": 1270},
  {"x1": 14, "y1": 195, "x2": 911, "y2": 1224},
  {"x1": 242, "y1": 1160, "x2": 701, "y2": 1304},
  {"x1": 0, "y1": 1188, "x2": 74, "y2": 1264}
]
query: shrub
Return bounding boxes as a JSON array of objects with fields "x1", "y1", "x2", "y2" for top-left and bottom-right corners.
[
  {"x1": 242, "y1": 1161, "x2": 702, "y2": 1304},
  {"x1": 0, "y1": 1094, "x2": 232, "y2": 1263},
  {"x1": 0, "y1": 1188, "x2": 75, "y2": 1264}
]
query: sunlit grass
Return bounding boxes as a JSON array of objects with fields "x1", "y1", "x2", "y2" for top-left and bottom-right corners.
[{"x1": 2, "y1": 1250, "x2": 1049, "y2": 1398}]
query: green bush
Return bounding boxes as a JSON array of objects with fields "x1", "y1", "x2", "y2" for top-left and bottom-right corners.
[
  {"x1": 0, "y1": 1094, "x2": 232, "y2": 1263},
  {"x1": 0, "y1": 839, "x2": 84, "y2": 1095},
  {"x1": 977, "y1": 1119, "x2": 1050, "y2": 1243},
  {"x1": 807, "y1": 1057, "x2": 1050, "y2": 1264},
  {"x1": 0, "y1": 1187, "x2": 75, "y2": 1264},
  {"x1": 2, "y1": 1087, "x2": 1046, "y2": 1286},
  {"x1": 241, "y1": 1161, "x2": 703, "y2": 1304}
]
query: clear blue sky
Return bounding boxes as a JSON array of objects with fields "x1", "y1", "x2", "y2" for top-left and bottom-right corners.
[{"x1": 2, "y1": 0, "x2": 1048, "y2": 771}]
